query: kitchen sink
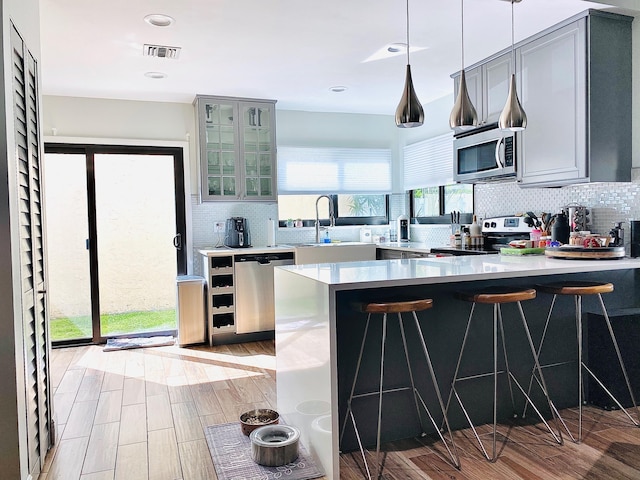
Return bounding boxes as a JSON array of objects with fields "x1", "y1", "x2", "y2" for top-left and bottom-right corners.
[
  {"x1": 293, "y1": 242, "x2": 376, "y2": 265},
  {"x1": 296, "y1": 241, "x2": 370, "y2": 247}
]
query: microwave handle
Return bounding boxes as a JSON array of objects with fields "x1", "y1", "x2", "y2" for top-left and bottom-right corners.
[{"x1": 494, "y1": 137, "x2": 505, "y2": 169}]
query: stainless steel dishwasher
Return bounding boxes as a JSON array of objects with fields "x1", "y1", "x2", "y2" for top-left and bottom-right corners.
[{"x1": 234, "y1": 252, "x2": 294, "y2": 334}]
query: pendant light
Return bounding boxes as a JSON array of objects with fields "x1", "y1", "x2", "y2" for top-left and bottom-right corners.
[
  {"x1": 449, "y1": 0, "x2": 478, "y2": 130},
  {"x1": 498, "y1": 0, "x2": 527, "y2": 131},
  {"x1": 395, "y1": 0, "x2": 424, "y2": 128}
]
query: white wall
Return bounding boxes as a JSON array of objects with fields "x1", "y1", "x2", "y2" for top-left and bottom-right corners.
[{"x1": 42, "y1": 95, "x2": 198, "y2": 184}]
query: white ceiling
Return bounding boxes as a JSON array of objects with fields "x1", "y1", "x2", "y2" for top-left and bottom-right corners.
[{"x1": 39, "y1": 0, "x2": 615, "y2": 115}]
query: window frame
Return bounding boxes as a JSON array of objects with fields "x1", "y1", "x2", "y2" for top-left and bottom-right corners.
[
  {"x1": 410, "y1": 185, "x2": 474, "y2": 225},
  {"x1": 278, "y1": 194, "x2": 389, "y2": 227}
]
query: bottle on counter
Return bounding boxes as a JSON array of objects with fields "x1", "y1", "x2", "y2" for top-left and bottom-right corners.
[
  {"x1": 530, "y1": 228, "x2": 542, "y2": 243},
  {"x1": 323, "y1": 230, "x2": 331, "y2": 243},
  {"x1": 454, "y1": 229, "x2": 462, "y2": 248},
  {"x1": 469, "y1": 215, "x2": 482, "y2": 248},
  {"x1": 539, "y1": 235, "x2": 549, "y2": 248}
]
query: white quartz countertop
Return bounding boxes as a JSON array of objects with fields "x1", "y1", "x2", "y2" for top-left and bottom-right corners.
[
  {"x1": 199, "y1": 245, "x2": 295, "y2": 256},
  {"x1": 199, "y1": 242, "x2": 435, "y2": 256},
  {"x1": 277, "y1": 255, "x2": 640, "y2": 291}
]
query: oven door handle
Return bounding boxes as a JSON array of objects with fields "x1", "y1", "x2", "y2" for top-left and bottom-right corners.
[{"x1": 495, "y1": 137, "x2": 505, "y2": 169}]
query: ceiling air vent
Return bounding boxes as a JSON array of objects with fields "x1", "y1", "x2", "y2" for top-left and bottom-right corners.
[{"x1": 143, "y1": 44, "x2": 181, "y2": 59}]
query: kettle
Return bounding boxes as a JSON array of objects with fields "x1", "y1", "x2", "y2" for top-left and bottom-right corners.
[{"x1": 550, "y1": 211, "x2": 570, "y2": 244}]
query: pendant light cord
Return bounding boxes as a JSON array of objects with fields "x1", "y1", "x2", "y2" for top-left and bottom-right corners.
[
  {"x1": 461, "y1": 0, "x2": 464, "y2": 70},
  {"x1": 511, "y1": 0, "x2": 515, "y2": 67},
  {"x1": 406, "y1": 0, "x2": 410, "y2": 65}
]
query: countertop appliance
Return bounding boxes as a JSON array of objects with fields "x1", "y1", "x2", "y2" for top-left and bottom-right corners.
[
  {"x1": 224, "y1": 217, "x2": 251, "y2": 248},
  {"x1": 234, "y1": 252, "x2": 294, "y2": 334},
  {"x1": 430, "y1": 216, "x2": 534, "y2": 256},
  {"x1": 397, "y1": 215, "x2": 410, "y2": 242},
  {"x1": 453, "y1": 123, "x2": 518, "y2": 183}
]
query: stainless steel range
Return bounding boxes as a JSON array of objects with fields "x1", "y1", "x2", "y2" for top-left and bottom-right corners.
[{"x1": 430, "y1": 216, "x2": 534, "y2": 256}]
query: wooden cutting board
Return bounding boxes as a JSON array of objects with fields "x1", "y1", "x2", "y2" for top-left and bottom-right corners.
[{"x1": 545, "y1": 246, "x2": 625, "y2": 259}]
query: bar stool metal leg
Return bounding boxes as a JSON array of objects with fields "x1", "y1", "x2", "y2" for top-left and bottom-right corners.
[
  {"x1": 340, "y1": 302, "x2": 460, "y2": 479},
  {"x1": 447, "y1": 293, "x2": 562, "y2": 462},
  {"x1": 522, "y1": 294, "x2": 575, "y2": 442},
  {"x1": 585, "y1": 294, "x2": 640, "y2": 427},
  {"x1": 409, "y1": 311, "x2": 460, "y2": 468},
  {"x1": 523, "y1": 284, "x2": 640, "y2": 444},
  {"x1": 340, "y1": 313, "x2": 373, "y2": 479}
]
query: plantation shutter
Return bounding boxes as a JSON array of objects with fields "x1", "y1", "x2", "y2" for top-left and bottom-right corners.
[{"x1": 12, "y1": 22, "x2": 51, "y2": 477}]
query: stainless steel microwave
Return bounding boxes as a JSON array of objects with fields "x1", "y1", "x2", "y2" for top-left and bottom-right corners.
[{"x1": 453, "y1": 123, "x2": 518, "y2": 183}]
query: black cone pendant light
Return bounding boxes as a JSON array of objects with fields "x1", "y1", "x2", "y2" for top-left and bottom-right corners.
[
  {"x1": 395, "y1": 0, "x2": 424, "y2": 128},
  {"x1": 499, "y1": 0, "x2": 527, "y2": 131},
  {"x1": 449, "y1": 0, "x2": 477, "y2": 130}
]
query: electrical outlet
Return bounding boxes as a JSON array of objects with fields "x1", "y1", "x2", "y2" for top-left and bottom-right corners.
[{"x1": 214, "y1": 221, "x2": 225, "y2": 233}]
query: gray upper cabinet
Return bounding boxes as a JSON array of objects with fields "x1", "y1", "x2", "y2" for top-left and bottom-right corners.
[
  {"x1": 195, "y1": 95, "x2": 277, "y2": 201},
  {"x1": 452, "y1": 52, "x2": 512, "y2": 130},
  {"x1": 517, "y1": 11, "x2": 632, "y2": 187}
]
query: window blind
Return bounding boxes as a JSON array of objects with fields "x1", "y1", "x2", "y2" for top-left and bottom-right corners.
[
  {"x1": 403, "y1": 132, "x2": 454, "y2": 190},
  {"x1": 277, "y1": 146, "x2": 392, "y2": 194}
]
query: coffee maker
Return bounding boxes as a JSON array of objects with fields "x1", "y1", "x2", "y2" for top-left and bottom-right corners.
[{"x1": 224, "y1": 217, "x2": 251, "y2": 248}]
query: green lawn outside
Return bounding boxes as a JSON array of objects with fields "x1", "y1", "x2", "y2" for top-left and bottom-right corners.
[{"x1": 49, "y1": 309, "x2": 177, "y2": 341}]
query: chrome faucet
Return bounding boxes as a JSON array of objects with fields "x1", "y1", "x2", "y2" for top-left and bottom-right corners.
[{"x1": 315, "y1": 195, "x2": 336, "y2": 243}]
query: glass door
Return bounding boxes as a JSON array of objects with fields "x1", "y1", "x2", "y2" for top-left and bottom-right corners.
[
  {"x1": 44, "y1": 144, "x2": 187, "y2": 345},
  {"x1": 94, "y1": 153, "x2": 178, "y2": 337},
  {"x1": 42, "y1": 153, "x2": 92, "y2": 343}
]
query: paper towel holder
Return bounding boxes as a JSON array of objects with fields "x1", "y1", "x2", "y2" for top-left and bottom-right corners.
[{"x1": 267, "y1": 218, "x2": 278, "y2": 247}]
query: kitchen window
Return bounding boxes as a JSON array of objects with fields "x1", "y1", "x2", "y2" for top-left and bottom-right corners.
[
  {"x1": 404, "y1": 133, "x2": 474, "y2": 224},
  {"x1": 277, "y1": 146, "x2": 391, "y2": 225},
  {"x1": 410, "y1": 184, "x2": 473, "y2": 224},
  {"x1": 278, "y1": 194, "x2": 389, "y2": 226}
]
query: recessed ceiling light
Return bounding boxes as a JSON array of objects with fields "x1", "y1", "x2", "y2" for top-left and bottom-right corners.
[
  {"x1": 329, "y1": 86, "x2": 348, "y2": 93},
  {"x1": 363, "y1": 43, "x2": 427, "y2": 63},
  {"x1": 144, "y1": 71, "x2": 167, "y2": 79},
  {"x1": 387, "y1": 43, "x2": 407, "y2": 53},
  {"x1": 144, "y1": 14, "x2": 175, "y2": 27}
]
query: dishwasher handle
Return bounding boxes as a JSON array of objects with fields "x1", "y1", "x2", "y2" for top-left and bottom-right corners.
[{"x1": 235, "y1": 253, "x2": 295, "y2": 265}]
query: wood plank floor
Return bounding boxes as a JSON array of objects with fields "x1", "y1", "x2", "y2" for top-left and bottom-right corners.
[{"x1": 40, "y1": 340, "x2": 640, "y2": 480}]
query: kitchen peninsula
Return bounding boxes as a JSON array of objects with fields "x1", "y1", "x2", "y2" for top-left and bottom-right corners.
[{"x1": 274, "y1": 255, "x2": 640, "y2": 479}]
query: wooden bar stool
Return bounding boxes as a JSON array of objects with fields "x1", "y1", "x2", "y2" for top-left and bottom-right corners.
[
  {"x1": 339, "y1": 298, "x2": 459, "y2": 479},
  {"x1": 523, "y1": 281, "x2": 640, "y2": 443},
  {"x1": 445, "y1": 287, "x2": 563, "y2": 462}
]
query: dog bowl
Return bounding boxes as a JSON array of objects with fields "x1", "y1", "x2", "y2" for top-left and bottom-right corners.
[
  {"x1": 250, "y1": 424, "x2": 300, "y2": 467},
  {"x1": 239, "y1": 409, "x2": 279, "y2": 436}
]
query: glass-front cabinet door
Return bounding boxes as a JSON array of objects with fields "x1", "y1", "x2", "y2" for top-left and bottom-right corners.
[
  {"x1": 196, "y1": 96, "x2": 277, "y2": 202},
  {"x1": 202, "y1": 100, "x2": 238, "y2": 199},
  {"x1": 240, "y1": 102, "x2": 275, "y2": 199}
]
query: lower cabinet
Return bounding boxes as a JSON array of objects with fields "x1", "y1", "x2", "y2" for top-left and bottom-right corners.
[
  {"x1": 377, "y1": 248, "x2": 431, "y2": 260},
  {"x1": 202, "y1": 255, "x2": 235, "y2": 344}
]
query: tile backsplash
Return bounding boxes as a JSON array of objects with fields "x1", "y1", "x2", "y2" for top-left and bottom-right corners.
[
  {"x1": 190, "y1": 168, "x2": 640, "y2": 274},
  {"x1": 474, "y1": 168, "x2": 640, "y2": 249}
]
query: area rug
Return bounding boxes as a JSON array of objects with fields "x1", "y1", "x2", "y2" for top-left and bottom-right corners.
[
  {"x1": 103, "y1": 335, "x2": 175, "y2": 351},
  {"x1": 204, "y1": 422, "x2": 324, "y2": 480}
]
